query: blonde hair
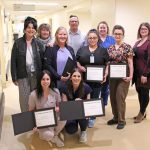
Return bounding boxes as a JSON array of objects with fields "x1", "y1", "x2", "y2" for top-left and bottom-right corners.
[{"x1": 54, "y1": 26, "x2": 68, "y2": 45}]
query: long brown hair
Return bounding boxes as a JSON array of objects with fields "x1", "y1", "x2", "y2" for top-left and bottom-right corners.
[
  {"x1": 137, "y1": 22, "x2": 150, "y2": 40},
  {"x1": 67, "y1": 68, "x2": 84, "y2": 100}
]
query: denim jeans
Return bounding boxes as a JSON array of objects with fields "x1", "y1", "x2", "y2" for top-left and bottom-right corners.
[{"x1": 101, "y1": 83, "x2": 110, "y2": 106}]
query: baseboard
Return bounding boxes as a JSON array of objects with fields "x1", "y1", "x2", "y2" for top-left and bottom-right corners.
[{"x1": 0, "y1": 92, "x2": 5, "y2": 139}]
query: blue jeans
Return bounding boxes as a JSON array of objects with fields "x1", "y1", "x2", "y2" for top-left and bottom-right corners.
[{"x1": 101, "y1": 83, "x2": 110, "y2": 106}]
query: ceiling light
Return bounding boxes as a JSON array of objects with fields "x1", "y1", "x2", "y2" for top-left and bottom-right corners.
[{"x1": 22, "y1": 2, "x2": 58, "y2": 6}]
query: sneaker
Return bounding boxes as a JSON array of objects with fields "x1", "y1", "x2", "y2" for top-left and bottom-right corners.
[
  {"x1": 116, "y1": 122, "x2": 126, "y2": 129},
  {"x1": 51, "y1": 135, "x2": 64, "y2": 147},
  {"x1": 107, "y1": 119, "x2": 118, "y2": 125},
  {"x1": 79, "y1": 131, "x2": 87, "y2": 143},
  {"x1": 88, "y1": 119, "x2": 95, "y2": 128}
]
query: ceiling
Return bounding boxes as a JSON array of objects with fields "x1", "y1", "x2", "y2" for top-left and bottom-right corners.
[{"x1": 2, "y1": 0, "x2": 86, "y2": 21}]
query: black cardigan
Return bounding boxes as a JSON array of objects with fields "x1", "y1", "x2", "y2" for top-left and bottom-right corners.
[{"x1": 44, "y1": 45, "x2": 76, "y2": 81}]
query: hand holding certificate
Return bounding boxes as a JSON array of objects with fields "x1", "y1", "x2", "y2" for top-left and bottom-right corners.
[
  {"x1": 12, "y1": 108, "x2": 57, "y2": 135},
  {"x1": 59, "y1": 99, "x2": 104, "y2": 121},
  {"x1": 109, "y1": 64, "x2": 127, "y2": 78},
  {"x1": 86, "y1": 65, "x2": 104, "y2": 82}
]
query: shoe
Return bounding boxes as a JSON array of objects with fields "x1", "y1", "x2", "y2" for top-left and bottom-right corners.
[
  {"x1": 51, "y1": 135, "x2": 64, "y2": 147},
  {"x1": 107, "y1": 119, "x2": 118, "y2": 125},
  {"x1": 134, "y1": 112, "x2": 145, "y2": 123},
  {"x1": 133, "y1": 113, "x2": 146, "y2": 120},
  {"x1": 116, "y1": 122, "x2": 126, "y2": 129},
  {"x1": 88, "y1": 119, "x2": 95, "y2": 128},
  {"x1": 79, "y1": 131, "x2": 87, "y2": 143}
]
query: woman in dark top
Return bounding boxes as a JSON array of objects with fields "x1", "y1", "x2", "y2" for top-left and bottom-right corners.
[
  {"x1": 11, "y1": 17, "x2": 44, "y2": 112},
  {"x1": 44, "y1": 26, "x2": 76, "y2": 89},
  {"x1": 76, "y1": 29, "x2": 109, "y2": 128},
  {"x1": 61, "y1": 68, "x2": 92, "y2": 143},
  {"x1": 133, "y1": 22, "x2": 150, "y2": 123}
]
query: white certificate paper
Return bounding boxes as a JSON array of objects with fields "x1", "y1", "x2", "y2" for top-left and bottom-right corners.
[
  {"x1": 86, "y1": 66, "x2": 104, "y2": 81},
  {"x1": 83, "y1": 100, "x2": 104, "y2": 117},
  {"x1": 110, "y1": 64, "x2": 127, "y2": 78},
  {"x1": 34, "y1": 109, "x2": 55, "y2": 128}
]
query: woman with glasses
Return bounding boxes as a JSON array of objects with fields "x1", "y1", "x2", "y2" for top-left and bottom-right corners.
[
  {"x1": 107, "y1": 25, "x2": 134, "y2": 129},
  {"x1": 133, "y1": 22, "x2": 150, "y2": 123},
  {"x1": 76, "y1": 29, "x2": 109, "y2": 128}
]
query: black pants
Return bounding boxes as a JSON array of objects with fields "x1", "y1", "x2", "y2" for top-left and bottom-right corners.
[
  {"x1": 88, "y1": 82, "x2": 102, "y2": 120},
  {"x1": 65, "y1": 119, "x2": 88, "y2": 134},
  {"x1": 136, "y1": 87, "x2": 149, "y2": 114}
]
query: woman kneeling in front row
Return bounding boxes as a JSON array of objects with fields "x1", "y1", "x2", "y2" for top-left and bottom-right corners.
[
  {"x1": 28, "y1": 70, "x2": 66, "y2": 147},
  {"x1": 61, "y1": 68, "x2": 92, "y2": 143}
]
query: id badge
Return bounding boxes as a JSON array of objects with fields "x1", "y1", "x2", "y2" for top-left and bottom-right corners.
[
  {"x1": 90, "y1": 55, "x2": 94, "y2": 63},
  {"x1": 30, "y1": 65, "x2": 35, "y2": 72}
]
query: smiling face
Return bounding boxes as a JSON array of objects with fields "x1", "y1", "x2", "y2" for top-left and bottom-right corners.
[
  {"x1": 56, "y1": 28, "x2": 68, "y2": 45},
  {"x1": 41, "y1": 73, "x2": 51, "y2": 90},
  {"x1": 71, "y1": 71, "x2": 82, "y2": 87},
  {"x1": 88, "y1": 32, "x2": 99, "y2": 47},
  {"x1": 69, "y1": 16, "x2": 79, "y2": 31},
  {"x1": 40, "y1": 28, "x2": 50, "y2": 40},
  {"x1": 113, "y1": 29, "x2": 124, "y2": 44},
  {"x1": 140, "y1": 25, "x2": 149, "y2": 38},
  {"x1": 24, "y1": 23, "x2": 36, "y2": 39},
  {"x1": 98, "y1": 23, "x2": 108, "y2": 37}
]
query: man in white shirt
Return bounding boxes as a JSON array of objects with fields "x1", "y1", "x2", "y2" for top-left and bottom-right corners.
[{"x1": 68, "y1": 15, "x2": 86, "y2": 55}]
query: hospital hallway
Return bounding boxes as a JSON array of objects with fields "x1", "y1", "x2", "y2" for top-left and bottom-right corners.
[{"x1": 0, "y1": 82, "x2": 150, "y2": 150}]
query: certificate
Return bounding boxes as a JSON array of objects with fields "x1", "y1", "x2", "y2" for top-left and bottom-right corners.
[
  {"x1": 109, "y1": 64, "x2": 127, "y2": 78},
  {"x1": 34, "y1": 108, "x2": 57, "y2": 129},
  {"x1": 86, "y1": 65, "x2": 104, "y2": 82},
  {"x1": 83, "y1": 99, "x2": 104, "y2": 117}
]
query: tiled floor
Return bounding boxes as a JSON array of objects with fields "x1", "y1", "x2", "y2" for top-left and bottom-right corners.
[{"x1": 0, "y1": 82, "x2": 150, "y2": 150}]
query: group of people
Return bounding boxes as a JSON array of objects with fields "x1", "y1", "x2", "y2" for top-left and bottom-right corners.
[{"x1": 10, "y1": 15, "x2": 150, "y2": 147}]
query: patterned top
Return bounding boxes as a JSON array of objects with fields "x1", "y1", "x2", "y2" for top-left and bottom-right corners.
[{"x1": 107, "y1": 42, "x2": 134, "y2": 63}]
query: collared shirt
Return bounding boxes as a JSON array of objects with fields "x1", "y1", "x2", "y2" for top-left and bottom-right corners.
[
  {"x1": 68, "y1": 29, "x2": 85, "y2": 55},
  {"x1": 57, "y1": 47, "x2": 73, "y2": 76}
]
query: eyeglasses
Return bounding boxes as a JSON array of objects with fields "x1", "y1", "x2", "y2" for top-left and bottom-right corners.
[
  {"x1": 140, "y1": 28, "x2": 148, "y2": 31},
  {"x1": 88, "y1": 37, "x2": 98, "y2": 40},
  {"x1": 70, "y1": 21, "x2": 78, "y2": 23},
  {"x1": 114, "y1": 33, "x2": 123, "y2": 36}
]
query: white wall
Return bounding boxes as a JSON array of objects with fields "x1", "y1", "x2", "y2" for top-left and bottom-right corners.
[{"x1": 115, "y1": 0, "x2": 150, "y2": 46}]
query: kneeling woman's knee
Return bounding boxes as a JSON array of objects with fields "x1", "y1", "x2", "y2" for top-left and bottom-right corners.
[{"x1": 39, "y1": 130, "x2": 54, "y2": 141}]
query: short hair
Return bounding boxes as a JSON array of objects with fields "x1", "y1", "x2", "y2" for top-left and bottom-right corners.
[
  {"x1": 137, "y1": 22, "x2": 150, "y2": 40},
  {"x1": 97, "y1": 21, "x2": 109, "y2": 34},
  {"x1": 54, "y1": 26, "x2": 68, "y2": 45},
  {"x1": 24, "y1": 16, "x2": 37, "y2": 31},
  {"x1": 112, "y1": 25, "x2": 125, "y2": 36},
  {"x1": 69, "y1": 15, "x2": 78, "y2": 19},
  {"x1": 37, "y1": 23, "x2": 51, "y2": 38}
]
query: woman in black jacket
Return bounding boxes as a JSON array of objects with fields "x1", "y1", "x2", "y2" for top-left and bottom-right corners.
[
  {"x1": 11, "y1": 16, "x2": 44, "y2": 112},
  {"x1": 44, "y1": 26, "x2": 76, "y2": 89}
]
